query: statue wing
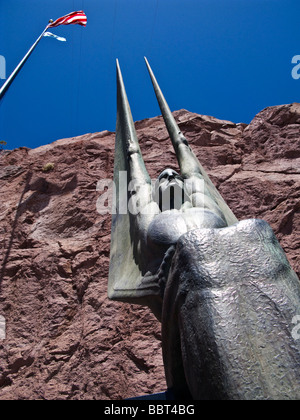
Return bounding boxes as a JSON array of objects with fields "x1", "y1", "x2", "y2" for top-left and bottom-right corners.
[
  {"x1": 108, "y1": 61, "x2": 161, "y2": 313},
  {"x1": 144, "y1": 57, "x2": 238, "y2": 227}
]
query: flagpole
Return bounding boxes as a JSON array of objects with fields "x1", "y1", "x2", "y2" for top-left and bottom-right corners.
[{"x1": 0, "y1": 21, "x2": 52, "y2": 101}]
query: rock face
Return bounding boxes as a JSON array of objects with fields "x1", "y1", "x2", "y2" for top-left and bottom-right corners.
[{"x1": 0, "y1": 103, "x2": 299, "y2": 400}]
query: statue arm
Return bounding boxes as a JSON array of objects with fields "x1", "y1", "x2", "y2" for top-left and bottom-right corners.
[
  {"x1": 171, "y1": 132, "x2": 206, "y2": 179},
  {"x1": 116, "y1": 59, "x2": 158, "y2": 213},
  {"x1": 126, "y1": 135, "x2": 160, "y2": 214}
]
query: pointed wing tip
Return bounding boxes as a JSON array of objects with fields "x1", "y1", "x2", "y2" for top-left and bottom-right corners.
[
  {"x1": 144, "y1": 57, "x2": 153, "y2": 75},
  {"x1": 116, "y1": 59, "x2": 122, "y2": 78}
]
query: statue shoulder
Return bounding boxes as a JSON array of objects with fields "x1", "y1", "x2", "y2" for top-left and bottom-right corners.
[{"x1": 147, "y1": 211, "x2": 188, "y2": 246}]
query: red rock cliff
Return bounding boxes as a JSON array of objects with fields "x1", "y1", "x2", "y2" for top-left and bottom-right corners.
[{"x1": 0, "y1": 104, "x2": 299, "y2": 399}]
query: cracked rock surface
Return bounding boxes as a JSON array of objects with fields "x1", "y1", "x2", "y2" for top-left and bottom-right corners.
[{"x1": 0, "y1": 104, "x2": 299, "y2": 399}]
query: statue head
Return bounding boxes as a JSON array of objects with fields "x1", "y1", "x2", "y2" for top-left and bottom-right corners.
[{"x1": 153, "y1": 168, "x2": 190, "y2": 211}]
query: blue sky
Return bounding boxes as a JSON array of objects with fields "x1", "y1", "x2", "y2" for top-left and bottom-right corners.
[{"x1": 0, "y1": 0, "x2": 299, "y2": 150}]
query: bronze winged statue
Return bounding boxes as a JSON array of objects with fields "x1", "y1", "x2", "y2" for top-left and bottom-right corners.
[{"x1": 108, "y1": 58, "x2": 300, "y2": 400}]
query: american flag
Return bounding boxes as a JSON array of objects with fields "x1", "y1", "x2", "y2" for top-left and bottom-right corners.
[{"x1": 48, "y1": 11, "x2": 87, "y2": 28}]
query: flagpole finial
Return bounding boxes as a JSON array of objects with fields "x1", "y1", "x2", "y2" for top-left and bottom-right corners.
[{"x1": 49, "y1": 19, "x2": 53, "y2": 24}]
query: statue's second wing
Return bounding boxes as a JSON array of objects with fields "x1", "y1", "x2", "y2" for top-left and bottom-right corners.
[{"x1": 144, "y1": 57, "x2": 238, "y2": 227}]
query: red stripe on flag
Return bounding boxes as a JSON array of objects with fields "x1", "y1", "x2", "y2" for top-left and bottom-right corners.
[{"x1": 48, "y1": 11, "x2": 87, "y2": 28}]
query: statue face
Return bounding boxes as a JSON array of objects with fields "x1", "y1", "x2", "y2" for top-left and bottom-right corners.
[
  {"x1": 157, "y1": 168, "x2": 184, "y2": 188},
  {"x1": 154, "y1": 169, "x2": 187, "y2": 211}
]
